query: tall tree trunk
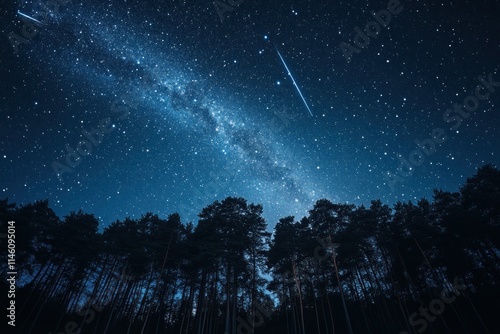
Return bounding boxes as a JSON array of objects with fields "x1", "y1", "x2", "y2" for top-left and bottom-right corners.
[
  {"x1": 196, "y1": 269, "x2": 207, "y2": 334},
  {"x1": 142, "y1": 236, "x2": 172, "y2": 334},
  {"x1": 292, "y1": 260, "x2": 306, "y2": 334},
  {"x1": 329, "y1": 235, "x2": 353, "y2": 334},
  {"x1": 224, "y1": 264, "x2": 231, "y2": 334}
]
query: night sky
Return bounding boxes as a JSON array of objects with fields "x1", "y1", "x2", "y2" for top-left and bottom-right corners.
[{"x1": 1, "y1": 0, "x2": 499, "y2": 228}]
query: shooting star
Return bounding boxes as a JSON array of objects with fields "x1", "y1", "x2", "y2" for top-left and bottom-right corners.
[
  {"x1": 275, "y1": 46, "x2": 314, "y2": 117},
  {"x1": 17, "y1": 11, "x2": 44, "y2": 25}
]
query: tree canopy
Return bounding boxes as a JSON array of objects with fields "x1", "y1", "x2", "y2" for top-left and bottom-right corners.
[{"x1": 1, "y1": 164, "x2": 499, "y2": 333}]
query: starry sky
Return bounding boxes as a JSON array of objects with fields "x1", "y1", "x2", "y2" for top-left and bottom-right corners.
[{"x1": 1, "y1": 0, "x2": 499, "y2": 229}]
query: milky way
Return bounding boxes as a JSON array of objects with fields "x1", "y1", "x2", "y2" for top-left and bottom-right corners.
[
  {"x1": 6, "y1": 2, "x2": 326, "y2": 224},
  {"x1": 1, "y1": 0, "x2": 499, "y2": 227}
]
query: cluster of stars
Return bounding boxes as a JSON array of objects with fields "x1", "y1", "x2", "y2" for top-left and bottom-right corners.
[{"x1": 0, "y1": 0, "x2": 498, "y2": 227}]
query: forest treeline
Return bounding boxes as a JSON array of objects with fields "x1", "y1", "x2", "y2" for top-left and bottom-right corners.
[{"x1": 1, "y1": 164, "x2": 499, "y2": 334}]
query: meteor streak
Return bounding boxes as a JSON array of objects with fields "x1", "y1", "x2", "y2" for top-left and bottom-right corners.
[
  {"x1": 275, "y1": 46, "x2": 314, "y2": 117},
  {"x1": 17, "y1": 11, "x2": 44, "y2": 25}
]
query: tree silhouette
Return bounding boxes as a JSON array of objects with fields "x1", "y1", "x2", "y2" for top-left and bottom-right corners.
[{"x1": 1, "y1": 165, "x2": 499, "y2": 333}]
